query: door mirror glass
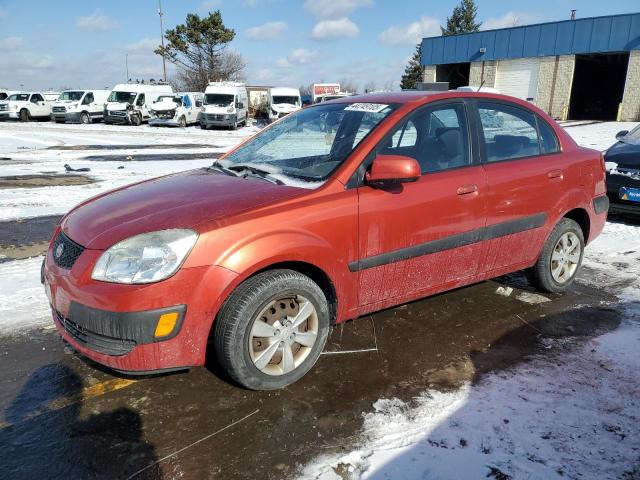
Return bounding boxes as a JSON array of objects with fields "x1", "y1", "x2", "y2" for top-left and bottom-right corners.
[
  {"x1": 366, "y1": 155, "x2": 421, "y2": 185},
  {"x1": 616, "y1": 130, "x2": 629, "y2": 140}
]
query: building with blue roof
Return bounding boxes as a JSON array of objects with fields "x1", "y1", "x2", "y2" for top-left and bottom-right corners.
[{"x1": 420, "y1": 12, "x2": 640, "y2": 121}]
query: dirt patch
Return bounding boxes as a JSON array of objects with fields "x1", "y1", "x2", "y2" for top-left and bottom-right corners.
[
  {"x1": 82, "y1": 152, "x2": 222, "y2": 162},
  {"x1": 48, "y1": 144, "x2": 226, "y2": 151},
  {"x1": 0, "y1": 174, "x2": 94, "y2": 189}
]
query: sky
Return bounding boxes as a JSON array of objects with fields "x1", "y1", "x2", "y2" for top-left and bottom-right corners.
[{"x1": 0, "y1": 0, "x2": 637, "y2": 92}]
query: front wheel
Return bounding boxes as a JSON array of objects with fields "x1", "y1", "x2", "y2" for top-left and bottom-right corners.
[
  {"x1": 178, "y1": 116, "x2": 187, "y2": 128},
  {"x1": 20, "y1": 109, "x2": 30, "y2": 122},
  {"x1": 80, "y1": 112, "x2": 91, "y2": 124},
  {"x1": 214, "y1": 269, "x2": 330, "y2": 390},
  {"x1": 527, "y1": 218, "x2": 584, "y2": 293}
]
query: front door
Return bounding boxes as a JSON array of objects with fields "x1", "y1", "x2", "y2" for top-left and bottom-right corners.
[
  {"x1": 355, "y1": 101, "x2": 488, "y2": 308},
  {"x1": 30, "y1": 94, "x2": 47, "y2": 116},
  {"x1": 474, "y1": 100, "x2": 565, "y2": 274}
]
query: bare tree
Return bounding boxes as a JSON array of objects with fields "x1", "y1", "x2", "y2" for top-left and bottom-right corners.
[
  {"x1": 299, "y1": 84, "x2": 313, "y2": 96},
  {"x1": 363, "y1": 81, "x2": 376, "y2": 93},
  {"x1": 338, "y1": 77, "x2": 358, "y2": 94}
]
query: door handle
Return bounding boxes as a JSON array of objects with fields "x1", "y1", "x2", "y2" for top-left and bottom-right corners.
[
  {"x1": 547, "y1": 169, "x2": 563, "y2": 179},
  {"x1": 457, "y1": 184, "x2": 478, "y2": 195}
]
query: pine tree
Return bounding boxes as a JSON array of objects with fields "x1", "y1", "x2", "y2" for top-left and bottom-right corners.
[
  {"x1": 400, "y1": 43, "x2": 424, "y2": 90},
  {"x1": 441, "y1": 0, "x2": 481, "y2": 35}
]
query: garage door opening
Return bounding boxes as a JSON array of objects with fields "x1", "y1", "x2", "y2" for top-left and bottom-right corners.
[
  {"x1": 436, "y1": 63, "x2": 470, "y2": 90},
  {"x1": 569, "y1": 53, "x2": 629, "y2": 121}
]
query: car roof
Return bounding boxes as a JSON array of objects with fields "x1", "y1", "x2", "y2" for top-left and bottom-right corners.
[{"x1": 329, "y1": 90, "x2": 531, "y2": 106}]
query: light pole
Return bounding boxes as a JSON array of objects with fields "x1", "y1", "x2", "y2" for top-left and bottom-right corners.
[
  {"x1": 158, "y1": 0, "x2": 167, "y2": 82},
  {"x1": 126, "y1": 53, "x2": 129, "y2": 82}
]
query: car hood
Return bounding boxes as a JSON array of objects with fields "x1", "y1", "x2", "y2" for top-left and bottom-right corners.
[
  {"x1": 605, "y1": 141, "x2": 640, "y2": 169},
  {"x1": 61, "y1": 169, "x2": 306, "y2": 249},
  {"x1": 106, "y1": 102, "x2": 131, "y2": 111},
  {"x1": 151, "y1": 100, "x2": 180, "y2": 111}
]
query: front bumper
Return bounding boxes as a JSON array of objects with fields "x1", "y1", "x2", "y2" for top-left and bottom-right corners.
[
  {"x1": 0, "y1": 111, "x2": 19, "y2": 120},
  {"x1": 201, "y1": 113, "x2": 236, "y2": 127},
  {"x1": 43, "y1": 235, "x2": 239, "y2": 373},
  {"x1": 149, "y1": 117, "x2": 180, "y2": 127},
  {"x1": 104, "y1": 111, "x2": 133, "y2": 124}
]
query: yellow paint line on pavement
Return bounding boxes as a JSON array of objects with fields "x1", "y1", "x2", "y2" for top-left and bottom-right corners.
[{"x1": 1, "y1": 377, "x2": 138, "y2": 429}]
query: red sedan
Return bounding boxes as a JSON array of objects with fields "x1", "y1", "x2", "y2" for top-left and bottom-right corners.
[{"x1": 43, "y1": 91, "x2": 608, "y2": 390}]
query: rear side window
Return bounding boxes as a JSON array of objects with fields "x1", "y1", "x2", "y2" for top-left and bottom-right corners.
[
  {"x1": 536, "y1": 116, "x2": 560, "y2": 154},
  {"x1": 478, "y1": 102, "x2": 540, "y2": 162},
  {"x1": 379, "y1": 103, "x2": 470, "y2": 174}
]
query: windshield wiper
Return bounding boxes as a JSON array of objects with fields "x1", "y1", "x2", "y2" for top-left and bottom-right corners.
[
  {"x1": 207, "y1": 160, "x2": 238, "y2": 177},
  {"x1": 227, "y1": 164, "x2": 284, "y2": 185}
]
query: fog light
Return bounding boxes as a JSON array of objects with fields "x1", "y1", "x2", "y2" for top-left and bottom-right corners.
[{"x1": 155, "y1": 312, "x2": 179, "y2": 338}]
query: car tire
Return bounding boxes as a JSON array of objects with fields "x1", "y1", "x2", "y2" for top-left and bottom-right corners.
[
  {"x1": 131, "y1": 114, "x2": 142, "y2": 126},
  {"x1": 200, "y1": 123, "x2": 207, "y2": 130},
  {"x1": 178, "y1": 116, "x2": 187, "y2": 128},
  {"x1": 214, "y1": 269, "x2": 330, "y2": 390},
  {"x1": 19, "y1": 109, "x2": 30, "y2": 122},
  {"x1": 80, "y1": 112, "x2": 91, "y2": 124},
  {"x1": 527, "y1": 218, "x2": 585, "y2": 293}
]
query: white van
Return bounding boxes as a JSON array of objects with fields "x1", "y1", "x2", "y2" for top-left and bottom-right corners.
[
  {"x1": 0, "y1": 91, "x2": 59, "y2": 121},
  {"x1": 51, "y1": 90, "x2": 111, "y2": 124},
  {"x1": 267, "y1": 87, "x2": 301, "y2": 123},
  {"x1": 104, "y1": 83, "x2": 174, "y2": 125},
  {"x1": 149, "y1": 92, "x2": 203, "y2": 127},
  {"x1": 200, "y1": 82, "x2": 248, "y2": 130}
]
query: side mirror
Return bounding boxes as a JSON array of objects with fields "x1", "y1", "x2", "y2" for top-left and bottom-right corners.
[
  {"x1": 366, "y1": 155, "x2": 421, "y2": 186},
  {"x1": 616, "y1": 130, "x2": 629, "y2": 140}
]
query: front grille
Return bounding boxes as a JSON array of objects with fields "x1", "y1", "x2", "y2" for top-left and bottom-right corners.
[
  {"x1": 56, "y1": 311, "x2": 136, "y2": 356},
  {"x1": 109, "y1": 110, "x2": 127, "y2": 117},
  {"x1": 52, "y1": 106, "x2": 66, "y2": 113},
  {"x1": 157, "y1": 110, "x2": 175, "y2": 119},
  {"x1": 52, "y1": 231, "x2": 84, "y2": 269},
  {"x1": 0, "y1": 104, "x2": 8, "y2": 112},
  {"x1": 207, "y1": 114, "x2": 225, "y2": 121}
]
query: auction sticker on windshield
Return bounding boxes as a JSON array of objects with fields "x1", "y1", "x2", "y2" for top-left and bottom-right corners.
[
  {"x1": 344, "y1": 103, "x2": 389, "y2": 113},
  {"x1": 620, "y1": 187, "x2": 640, "y2": 203}
]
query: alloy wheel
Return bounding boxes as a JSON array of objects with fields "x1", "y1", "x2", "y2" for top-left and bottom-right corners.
[{"x1": 550, "y1": 231, "x2": 581, "y2": 284}]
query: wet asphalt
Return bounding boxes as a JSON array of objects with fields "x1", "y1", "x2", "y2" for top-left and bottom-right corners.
[{"x1": 0, "y1": 246, "x2": 622, "y2": 479}]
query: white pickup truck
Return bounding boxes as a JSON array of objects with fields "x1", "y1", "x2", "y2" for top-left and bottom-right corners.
[
  {"x1": 0, "y1": 91, "x2": 59, "y2": 121},
  {"x1": 149, "y1": 92, "x2": 203, "y2": 127}
]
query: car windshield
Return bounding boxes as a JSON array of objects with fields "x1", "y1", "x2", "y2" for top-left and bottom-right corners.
[
  {"x1": 620, "y1": 125, "x2": 640, "y2": 145},
  {"x1": 8, "y1": 93, "x2": 29, "y2": 102},
  {"x1": 221, "y1": 101, "x2": 398, "y2": 187},
  {"x1": 108, "y1": 91, "x2": 137, "y2": 103},
  {"x1": 272, "y1": 96, "x2": 299, "y2": 106},
  {"x1": 205, "y1": 93, "x2": 234, "y2": 107},
  {"x1": 157, "y1": 95, "x2": 180, "y2": 104},
  {"x1": 58, "y1": 91, "x2": 84, "y2": 101}
]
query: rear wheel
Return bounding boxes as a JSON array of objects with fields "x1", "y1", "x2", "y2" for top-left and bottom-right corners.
[
  {"x1": 527, "y1": 218, "x2": 584, "y2": 293},
  {"x1": 200, "y1": 122, "x2": 207, "y2": 130},
  {"x1": 80, "y1": 112, "x2": 91, "y2": 124},
  {"x1": 178, "y1": 116, "x2": 187, "y2": 128},
  {"x1": 214, "y1": 269, "x2": 330, "y2": 390},
  {"x1": 19, "y1": 109, "x2": 30, "y2": 122}
]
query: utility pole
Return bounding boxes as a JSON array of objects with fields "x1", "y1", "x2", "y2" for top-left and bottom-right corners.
[
  {"x1": 158, "y1": 0, "x2": 167, "y2": 82},
  {"x1": 126, "y1": 53, "x2": 129, "y2": 82}
]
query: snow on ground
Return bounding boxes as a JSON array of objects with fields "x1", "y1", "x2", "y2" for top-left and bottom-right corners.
[{"x1": 300, "y1": 222, "x2": 640, "y2": 480}]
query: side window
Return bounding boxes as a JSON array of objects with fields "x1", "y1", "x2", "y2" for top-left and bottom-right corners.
[
  {"x1": 83, "y1": 93, "x2": 94, "y2": 105},
  {"x1": 536, "y1": 116, "x2": 560, "y2": 154},
  {"x1": 478, "y1": 102, "x2": 541, "y2": 162},
  {"x1": 136, "y1": 93, "x2": 145, "y2": 107},
  {"x1": 378, "y1": 103, "x2": 469, "y2": 174},
  {"x1": 31, "y1": 94, "x2": 43, "y2": 103}
]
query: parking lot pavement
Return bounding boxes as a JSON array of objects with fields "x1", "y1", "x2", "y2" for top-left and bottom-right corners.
[{"x1": 0, "y1": 268, "x2": 620, "y2": 479}]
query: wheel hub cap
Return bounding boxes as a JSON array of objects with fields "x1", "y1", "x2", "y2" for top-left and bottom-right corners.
[{"x1": 550, "y1": 232, "x2": 581, "y2": 284}]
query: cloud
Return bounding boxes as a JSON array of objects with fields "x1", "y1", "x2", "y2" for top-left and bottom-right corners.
[
  {"x1": 126, "y1": 38, "x2": 160, "y2": 53},
  {"x1": 0, "y1": 37, "x2": 23, "y2": 49},
  {"x1": 379, "y1": 16, "x2": 440, "y2": 46},
  {"x1": 201, "y1": 0, "x2": 222, "y2": 9},
  {"x1": 0, "y1": 7, "x2": 6, "y2": 18},
  {"x1": 276, "y1": 48, "x2": 319, "y2": 68},
  {"x1": 304, "y1": 0, "x2": 372, "y2": 19},
  {"x1": 482, "y1": 12, "x2": 541, "y2": 30},
  {"x1": 246, "y1": 21, "x2": 287, "y2": 40},
  {"x1": 76, "y1": 11, "x2": 119, "y2": 32},
  {"x1": 312, "y1": 17, "x2": 359, "y2": 39}
]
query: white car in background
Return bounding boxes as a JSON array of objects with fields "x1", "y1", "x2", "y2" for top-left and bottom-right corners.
[
  {"x1": 267, "y1": 87, "x2": 301, "y2": 123},
  {"x1": 0, "y1": 91, "x2": 59, "y2": 121},
  {"x1": 0, "y1": 90, "x2": 19, "y2": 101},
  {"x1": 51, "y1": 90, "x2": 111, "y2": 124},
  {"x1": 104, "y1": 83, "x2": 174, "y2": 125},
  {"x1": 149, "y1": 92, "x2": 203, "y2": 127},
  {"x1": 200, "y1": 82, "x2": 248, "y2": 130}
]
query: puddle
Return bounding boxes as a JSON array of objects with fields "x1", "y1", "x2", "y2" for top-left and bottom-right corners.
[{"x1": 0, "y1": 174, "x2": 94, "y2": 189}]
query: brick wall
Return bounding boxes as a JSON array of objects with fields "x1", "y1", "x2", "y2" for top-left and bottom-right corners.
[
  {"x1": 535, "y1": 55, "x2": 575, "y2": 119},
  {"x1": 469, "y1": 61, "x2": 497, "y2": 87},
  {"x1": 621, "y1": 50, "x2": 640, "y2": 122}
]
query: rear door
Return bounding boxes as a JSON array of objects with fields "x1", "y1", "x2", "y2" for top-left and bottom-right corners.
[
  {"x1": 474, "y1": 100, "x2": 563, "y2": 274},
  {"x1": 355, "y1": 101, "x2": 488, "y2": 307}
]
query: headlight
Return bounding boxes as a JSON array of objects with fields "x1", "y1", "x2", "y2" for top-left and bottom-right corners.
[
  {"x1": 227, "y1": 106, "x2": 234, "y2": 113},
  {"x1": 91, "y1": 229, "x2": 198, "y2": 284},
  {"x1": 149, "y1": 109, "x2": 155, "y2": 115}
]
